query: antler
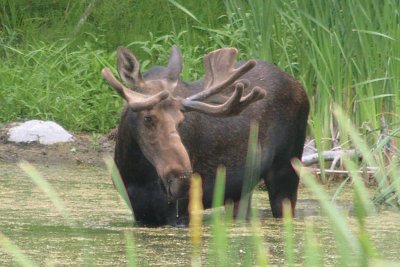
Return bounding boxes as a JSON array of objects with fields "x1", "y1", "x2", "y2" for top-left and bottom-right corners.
[
  {"x1": 101, "y1": 68, "x2": 169, "y2": 111},
  {"x1": 187, "y1": 48, "x2": 256, "y2": 101},
  {"x1": 182, "y1": 82, "x2": 265, "y2": 116},
  {"x1": 181, "y1": 48, "x2": 265, "y2": 116}
]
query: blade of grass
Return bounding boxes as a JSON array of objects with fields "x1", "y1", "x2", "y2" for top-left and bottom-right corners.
[
  {"x1": 333, "y1": 106, "x2": 376, "y2": 172},
  {"x1": 303, "y1": 223, "x2": 322, "y2": 267},
  {"x1": 292, "y1": 159, "x2": 359, "y2": 264},
  {"x1": 167, "y1": 0, "x2": 201, "y2": 24},
  {"x1": 352, "y1": 29, "x2": 395, "y2": 41},
  {"x1": 238, "y1": 121, "x2": 261, "y2": 220},
  {"x1": 342, "y1": 157, "x2": 376, "y2": 216},
  {"x1": 0, "y1": 232, "x2": 36, "y2": 267},
  {"x1": 124, "y1": 232, "x2": 136, "y2": 267},
  {"x1": 312, "y1": 118, "x2": 326, "y2": 183},
  {"x1": 283, "y1": 200, "x2": 294, "y2": 267},
  {"x1": 189, "y1": 173, "x2": 203, "y2": 267},
  {"x1": 333, "y1": 105, "x2": 392, "y2": 203},
  {"x1": 331, "y1": 177, "x2": 350, "y2": 202},
  {"x1": 18, "y1": 160, "x2": 75, "y2": 226},
  {"x1": 210, "y1": 166, "x2": 229, "y2": 267},
  {"x1": 212, "y1": 166, "x2": 226, "y2": 208},
  {"x1": 342, "y1": 157, "x2": 378, "y2": 265},
  {"x1": 104, "y1": 156, "x2": 133, "y2": 213},
  {"x1": 249, "y1": 208, "x2": 269, "y2": 267}
]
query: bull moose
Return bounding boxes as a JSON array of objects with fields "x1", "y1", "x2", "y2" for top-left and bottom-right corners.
[{"x1": 101, "y1": 46, "x2": 309, "y2": 226}]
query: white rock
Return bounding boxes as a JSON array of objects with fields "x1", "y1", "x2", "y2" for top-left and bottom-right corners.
[{"x1": 7, "y1": 120, "x2": 74, "y2": 145}]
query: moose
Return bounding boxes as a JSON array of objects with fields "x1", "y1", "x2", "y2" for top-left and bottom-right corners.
[{"x1": 101, "y1": 46, "x2": 309, "y2": 226}]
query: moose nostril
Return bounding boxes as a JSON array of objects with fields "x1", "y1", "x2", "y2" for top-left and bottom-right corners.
[
  {"x1": 176, "y1": 170, "x2": 192, "y2": 180},
  {"x1": 165, "y1": 169, "x2": 193, "y2": 181}
]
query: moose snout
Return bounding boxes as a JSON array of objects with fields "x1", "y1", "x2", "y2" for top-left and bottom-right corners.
[{"x1": 162, "y1": 167, "x2": 193, "y2": 201}]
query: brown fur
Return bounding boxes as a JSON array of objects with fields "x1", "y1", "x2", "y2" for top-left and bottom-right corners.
[{"x1": 102, "y1": 46, "x2": 309, "y2": 226}]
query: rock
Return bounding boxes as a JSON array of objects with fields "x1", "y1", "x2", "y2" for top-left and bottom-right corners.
[{"x1": 7, "y1": 120, "x2": 74, "y2": 145}]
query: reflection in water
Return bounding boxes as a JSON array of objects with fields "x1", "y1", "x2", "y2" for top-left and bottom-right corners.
[{"x1": 0, "y1": 162, "x2": 399, "y2": 266}]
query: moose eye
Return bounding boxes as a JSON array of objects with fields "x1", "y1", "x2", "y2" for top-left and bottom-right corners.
[{"x1": 143, "y1": 115, "x2": 154, "y2": 124}]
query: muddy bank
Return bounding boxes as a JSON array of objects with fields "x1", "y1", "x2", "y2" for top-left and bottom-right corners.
[{"x1": 0, "y1": 124, "x2": 114, "y2": 165}]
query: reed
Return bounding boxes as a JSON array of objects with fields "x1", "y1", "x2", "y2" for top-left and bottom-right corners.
[
  {"x1": 0, "y1": 232, "x2": 36, "y2": 267},
  {"x1": 18, "y1": 160, "x2": 75, "y2": 226},
  {"x1": 104, "y1": 156, "x2": 133, "y2": 212},
  {"x1": 221, "y1": 0, "x2": 399, "y2": 158}
]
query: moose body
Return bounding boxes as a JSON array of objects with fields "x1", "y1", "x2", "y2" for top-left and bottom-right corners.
[{"x1": 102, "y1": 46, "x2": 309, "y2": 226}]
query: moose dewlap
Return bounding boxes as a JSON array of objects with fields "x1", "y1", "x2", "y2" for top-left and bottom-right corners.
[{"x1": 102, "y1": 46, "x2": 309, "y2": 226}]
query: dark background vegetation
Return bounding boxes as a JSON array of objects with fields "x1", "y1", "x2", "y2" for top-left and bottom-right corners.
[
  {"x1": 0, "y1": 0, "x2": 227, "y2": 131},
  {"x1": 0, "y1": 1, "x2": 225, "y2": 53}
]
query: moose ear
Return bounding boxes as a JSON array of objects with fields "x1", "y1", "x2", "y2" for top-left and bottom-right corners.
[
  {"x1": 117, "y1": 47, "x2": 143, "y2": 88},
  {"x1": 166, "y1": 45, "x2": 183, "y2": 81}
]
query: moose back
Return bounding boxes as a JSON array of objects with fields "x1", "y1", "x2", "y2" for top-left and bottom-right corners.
[{"x1": 102, "y1": 46, "x2": 309, "y2": 226}]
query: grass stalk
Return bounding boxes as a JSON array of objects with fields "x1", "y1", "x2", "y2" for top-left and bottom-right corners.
[
  {"x1": 104, "y1": 156, "x2": 133, "y2": 213},
  {"x1": 0, "y1": 232, "x2": 36, "y2": 267},
  {"x1": 210, "y1": 166, "x2": 229, "y2": 267},
  {"x1": 189, "y1": 173, "x2": 203, "y2": 267},
  {"x1": 292, "y1": 159, "x2": 359, "y2": 265},
  {"x1": 124, "y1": 232, "x2": 137, "y2": 267},
  {"x1": 249, "y1": 210, "x2": 269, "y2": 267},
  {"x1": 18, "y1": 160, "x2": 75, "y2": 226},
  {"x1": 342, "y1": 157, "x2": 379, "y2": 265},
  {"x1": 238, "y1": 121, "x2": 261, "y2": 220},
  {"x1": 303, "y1": 223, "x2": 322, "y2": 267},
  {"x1": 283, "y1": 200, "x2": 294, "y2": 267}
]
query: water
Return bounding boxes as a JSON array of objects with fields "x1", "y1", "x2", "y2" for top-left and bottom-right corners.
[{"x1": 0, "y1": 162, "x2": 399, "y2": 266}]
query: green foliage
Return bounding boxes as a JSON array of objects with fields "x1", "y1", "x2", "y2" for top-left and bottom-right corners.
[
  {"x1": 224, "y1": 0, "x2": 399, "y2": 148},
  {"x1": 0, "y1": 36, "x2": 120, "y2": 132},
  {"x1": 124, "y1": 232, "x2": 137, "y2": 267},
  {"x1": 303, "y1": 223, "x2": 322, "y2": 267},
  {"x1": 209, "y1": 167, "x2": 230, "y2": 267},
  {"x1": 283, "y1": 202, "x2": 294, "y2": 267},
  {"x1": 0, "y1": 0, "x2": 225, "y2": 48},
  {"x1": 1, "y1": 0, "x2": 398, "y2": 144}
]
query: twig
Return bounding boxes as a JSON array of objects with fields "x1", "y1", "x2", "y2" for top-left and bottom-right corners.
[
  {"x1": 311, "y1": 167, "x2": 377, "y2": 176},
  {"x1": 302, "y1": 149, "x2": 362, "y2": 166},
  {"x1": 74, "y1": 0, "x2": 99, "y2": 34}
]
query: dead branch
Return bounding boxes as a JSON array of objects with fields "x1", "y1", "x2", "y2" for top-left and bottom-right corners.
[
  {"x1": 302, "y1": 149, "x2": 362, "y2": 166},
  {"x1": 311, "y1": 167, "x2": 377, "y2": 176}
]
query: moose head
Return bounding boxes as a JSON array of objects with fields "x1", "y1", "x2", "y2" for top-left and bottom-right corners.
[{"x1": 102, "y1": 46, "x2": 265, "y2": 201}]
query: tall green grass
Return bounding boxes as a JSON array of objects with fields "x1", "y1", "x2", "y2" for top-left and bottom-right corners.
[
  {"x1": 0, "y1": 0, "x2": 225, "y2": 49},
  {"x1": 0, "y1": 32, "x2": 216, "y2": 131},
  {"x1": 223, "y1": 0, "x2": 399, "y2": 150},
  {"x1": 2, "y1": 0, "x2": 398, "y2": 143},
  {"x1": 165, "y1": 0, "x2": 400, "y2": 204},
  {"x1": 0, "y1": 37, "x2": 120, "y2": 132}
]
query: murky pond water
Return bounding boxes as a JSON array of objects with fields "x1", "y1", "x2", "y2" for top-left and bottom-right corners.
[{"x1": 0, "y1": 162, "x2": 399, "y2": 266}]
